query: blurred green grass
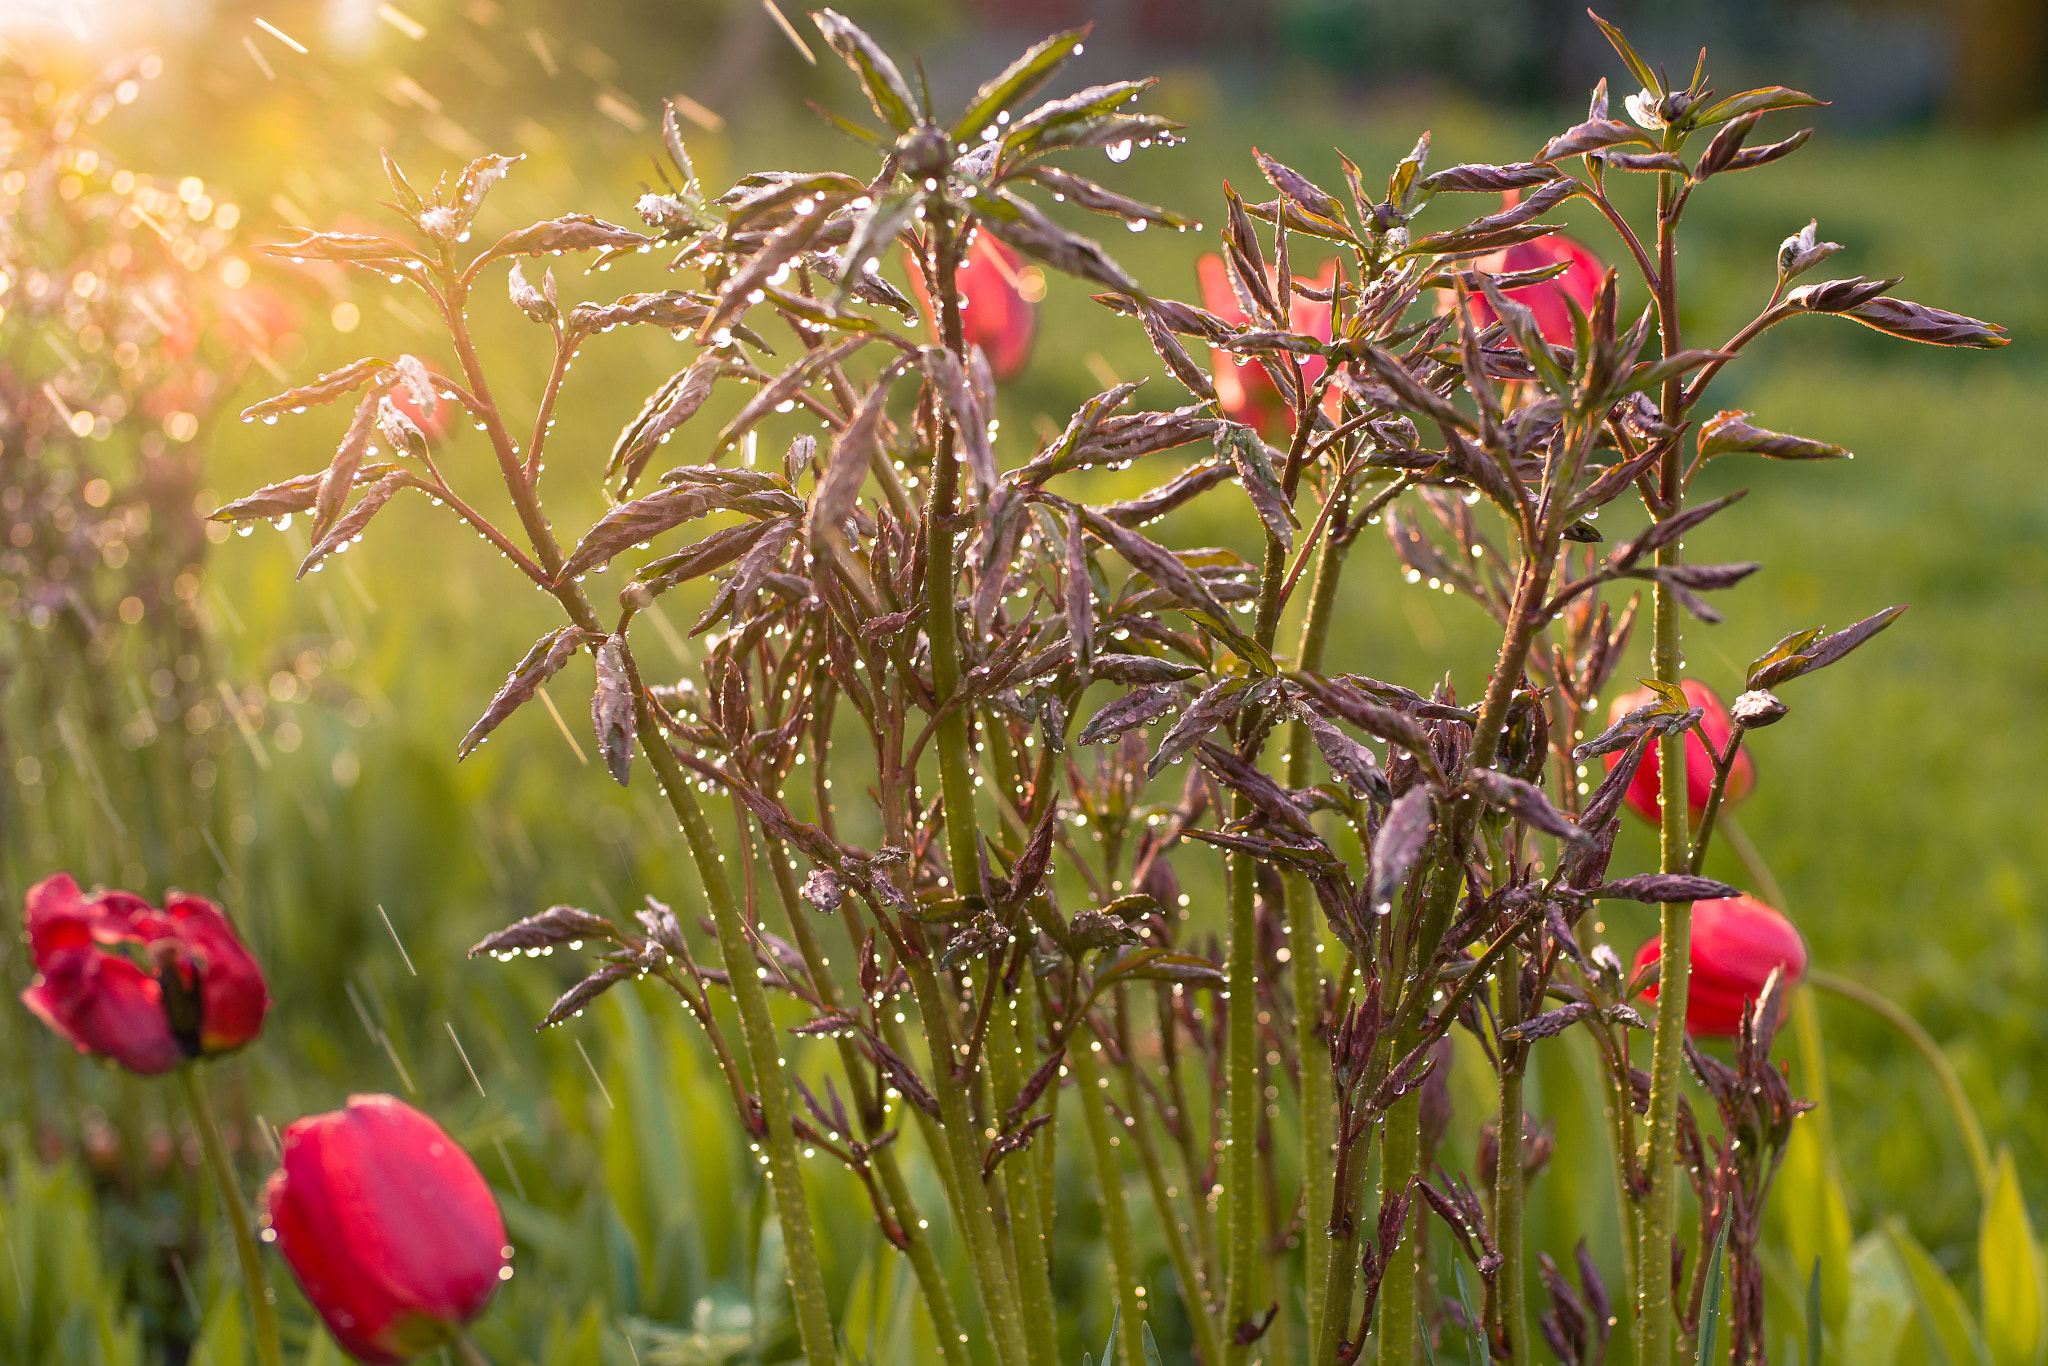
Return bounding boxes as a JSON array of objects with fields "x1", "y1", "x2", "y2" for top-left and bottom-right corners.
[{"x1": 6, "y1": 19, "x2": 2045, "y2": 1361}]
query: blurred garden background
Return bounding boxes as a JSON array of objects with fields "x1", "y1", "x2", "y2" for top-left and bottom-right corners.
[{"x1": 3, "y1": 0, "x2": 2045, "y2": 1361}]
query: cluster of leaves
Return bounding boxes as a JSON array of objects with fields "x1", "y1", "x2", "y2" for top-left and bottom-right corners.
[{"x1": 218, "y1": 9, "x2": 2006, "y2": 1366}]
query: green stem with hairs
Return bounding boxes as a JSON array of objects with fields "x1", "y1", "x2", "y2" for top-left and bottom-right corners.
[
  {"x1": 989, "y1": 971, "x2": 1060, "y2": 1366},
  {"x1": 1636, "y1": 153, "x2": 1692, "y2": 1366},
  {"x1": 1377, "y1": 1063, "x2": 1426, "y2": 1366},
  {"x1": 1287, "y1": 526, "x2": 1351, "y2": 1356},
  {"x1": 761, "y1": 844, "x2": 971, "y2": 1366},
  {"x1": 909, "y1": 199, "x2": 1031, "y2": 1366},
  {"x1": 1494, "y1": 945, "x2": 1531, "y2": 1366},
  {"x1": 180, "y1": 1067, "x2": 281, "y2": 1366},
  {"x1": 433, "y1": 270, "x2": 841, "y2": 1364},
  {"x1": 1071, "y1": 1021, "x2": 1146, "y2": 1366},
  {"x1": 1122, "y1": 1019, "x2": 1227, "y2": 1366}
]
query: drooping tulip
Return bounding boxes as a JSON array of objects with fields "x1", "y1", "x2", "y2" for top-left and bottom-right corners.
[
  {"x1": 1604, "y1": 679, "x2": 1754, "y2": 825},
  {"x1": 18, "y1": 873, "x2": 270, "y2": 1074},
  {"x1": 265, "y1": 1095, "x2": 510, "y2": 1364},
  {"x1": 1195, "y1": 252, "x2": 1337, "y2": 438},
  {"x1": 1461, "y1": 222, "x2": 1606, "y2": 347},
  {"x1": 907, "y1": 231, "x2": 1039, "y2": 381},
  {"x1": 1632, "y1": 894, "x2": 1807, "y2": 1037}
]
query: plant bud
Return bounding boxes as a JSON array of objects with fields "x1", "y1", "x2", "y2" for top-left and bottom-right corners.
[
  {"x1": 1776, "y1": 219, "x2": 1842, "y2": 280},
  {"x1": 1729, "y1": 689, "x2": 1788, "y2": 729}
]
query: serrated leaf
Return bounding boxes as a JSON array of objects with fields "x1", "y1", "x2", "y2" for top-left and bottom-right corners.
[
  {"x1": 1698, "y1": 409, "x2": 1848, "y2": 461},
  {"x1": 1077, "y1": 686, "x2": 1178, "y2": 746},
  {"x1": 811, "y1": 8, "x2": 918, "y2": 130},
  {"x1": 239, "y1": 357, "x2": 396, "y2": 422},
  {"x1": 458, "y1": 626, "x2": 599, "y2": 758},
  {"x1": 1220, "y1": 422, "x2": 1293, "y2": 548},
  {"x1": 1370, "y1": 785, "x2": 1435, "y2": 914},
  {"x1": 298, "y1": 471, "x2": 405, "y2": 581},
  {"x1": 952, "y1": 25, "x2": 1090, "y2": 140},
  {"x1": 591, "y1": 637, "x2": 637, "y2": 787},
  {"x1": 1690, "y1": 86, "x2": 1826, "y2": 129}
]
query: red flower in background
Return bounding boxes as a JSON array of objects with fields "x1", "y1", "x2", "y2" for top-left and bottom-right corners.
[
  {"x1": 265, "y1": 1095, "x2": 509, "y2": 1364},
  {"x1": 19, "y1": 873, "x2": 270, "y2": 1074},
  {"x1": 908, "y1": 232, "x2": 1039, "y2": 381},
  {"x1": 1633, "y1": 894, "x2": 1807, "y2": 1037},
  {"x1": 1461, "y1": 216, "x2": 1606, "y2": 347},
  {"x1": 1604, "y1": 679, "x2": 1753, "y2": 825},
  {"x1": 1196, "y1": 253, "x2": 1336, "y2": 437}
]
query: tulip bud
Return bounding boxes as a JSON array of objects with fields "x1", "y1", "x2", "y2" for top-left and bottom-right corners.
[
  {"x1": 1632, "y1": 895, "x2": 1807, "y2": 1037},
  {"x1": 1602, "y1": 679, "x2": 1753, "y2": 826},
  {"x1": 265, "y1": 1095, "x2": 509, "y2": 1363}
]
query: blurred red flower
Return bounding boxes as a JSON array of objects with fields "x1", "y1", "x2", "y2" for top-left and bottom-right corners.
[
  {"x1": 19, "y1": 873, "x2": 270, "y2": 1074},
  {"x1": 1195, "y1": 253, "x2": 1336, "y2": 437},
  {"x1": 1632, "y1": 894, "x2": 1807, "y2": 1037},
  {"x1": 1461, "y1": 219, "x2": 1606, "y2": 347},
  {"x1": 1604, "y1": 679, "x2": 1754, "y2": 825},
  {"x1": 265, "y1": 1095, "x2": 509, "y2": 1364},
  {"x1": 908, "y1": 232, "x2": 1039, "y2": 381}
]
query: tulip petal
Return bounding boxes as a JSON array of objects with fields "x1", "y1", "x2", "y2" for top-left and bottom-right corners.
[
  {"x1": 21, "y1": 948, "x2": 183, "y2": 1075},
  {"x1": 164, "y1": 892, "x2": 271, "y2": 1055}
]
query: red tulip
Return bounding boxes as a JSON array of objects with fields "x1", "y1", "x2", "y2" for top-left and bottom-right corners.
[
  {"x1": 1632, "y1": 894, "x2": 1807, "y2": 1037},
  {"x1": 1195, "y1": 252, "x2": 1337, "y2": 438},
  {"x1": 1603, "y1": 679, "x2": 1754, "y2": 825},
  {"x1": 907, "y1": 232, "x2": 1039, "y2": 381},
  {"x1": 265, "y1": 1095, "x2": 510, "y2": 1363},
  {"x1": 1461, "y1": 210, "x2": 1606, "y2": 347},
  {"x1": 18, "y1": 873, "x2": 269, "y2": 1074}
]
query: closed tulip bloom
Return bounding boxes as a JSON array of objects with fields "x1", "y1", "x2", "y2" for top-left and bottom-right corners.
[
  {"x1": 1633, "y1": 894, "x2": 1807, "y2": 1037},
  {"x1": 265, "y1": 1095, "x2": 510, "y2": 1363},
  {"x1": 19, "y1": 873, "x2": 269, "y2": 1074},
  {"x1": 1604, "y1": 679, "x2": 1754, "y2": 825},
  {"x1": 1195, "y1": 253, "x2": 1337, "y2": 438}
]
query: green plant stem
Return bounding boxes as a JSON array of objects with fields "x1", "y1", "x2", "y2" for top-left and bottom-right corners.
[
  {"x1": 180, "y1": 1067, "x2": 281, "y2": 1366},
  {"x1": 1122, "y1": 1028, "x2": 1227, "y2": 1366},
  {"x1": 989, "y1": 975, "x2": 1060, "y2": 1366},
  {"x1": 1288, "y1": 526, "x2": 1348, "y2": 1357},
  {"x1": 903, "y1": 953, "x2": 1032, "y2": 1366},
  {"x1": 436, "y1": 274, "x2": 837, "y2": 1365},
  {"x1": 1635, "y1": 153, "x2": 1692, "y2": 1366},
  {"x1": 1807, "y1": 969, "x2": 1993, "y2": 1200},
  {"x1": 1071, "y1": 1023, "x2": 1146, "y2": 1366},
  {"x1": 761, "y1": 846, "x2": 971, "y2": 1366},
  {"x1": 1222, "y1": 815, "x2": 1261, "y2": 1364},
  {"x1": 1378, "y1": 1064, "x2": 1426, "y2": 1366},
  {"x1": 453, "y1": 1334, "x2": 494, "y2": 1366},
  {"x1": 650, "y1": 754, "x2": 836, "y2": 1366},
  {"x1": 1494, "y1": 945, "x2": 1531, "y2": 1366},
  {"x1": 905, "y1": 200, "x2": 1031, "y2": 1366}
]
